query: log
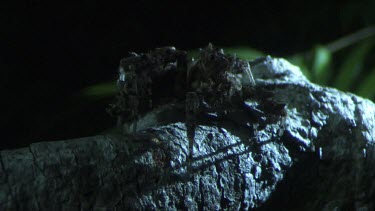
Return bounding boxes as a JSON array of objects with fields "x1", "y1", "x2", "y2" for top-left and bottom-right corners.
[{"x1": 1, "y1": 52, "x2": 375, "y2": 210}]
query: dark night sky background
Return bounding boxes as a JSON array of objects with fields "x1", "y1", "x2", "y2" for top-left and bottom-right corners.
[{"x1": 1, "y1": 1, "x2": 373, "y2": 149}]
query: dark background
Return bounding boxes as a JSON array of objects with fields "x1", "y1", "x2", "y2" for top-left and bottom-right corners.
[{"x1": 1, "y1": 1, "x2": 374, "y2": 150}]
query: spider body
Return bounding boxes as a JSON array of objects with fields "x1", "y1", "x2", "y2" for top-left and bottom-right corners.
[{"x1": 108, "y1": 44, "x2": 286, "y2": 172}]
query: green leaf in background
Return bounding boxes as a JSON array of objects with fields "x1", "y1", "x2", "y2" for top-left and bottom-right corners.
[
  {"x1": 79, "y1": 82, "x2": 116, "y2": 99},
  {"x1": 287, "y1": 54, "x2": 311, "y2": 79},
  {"x1": 223, "y1": 47, "x2": 264, "y2": 60},
  {"x1": 333, "y1": 38, "x2": 375, "y2": 91},
  {"x1": 188, "y1": 46, "x2": 264, "y2": 60},
  {"x1": 312, "y1": 45, "x2": 332, "y2": 84},
  {"x1": 356, "y1": 66, "x2": 375, "y2": 99},
  {"x1": 81, "y1": 46, "x2": 263, "y2": 101},
  {"x1": 187, "y1": 50, "x2": 199, "y2": 60}
]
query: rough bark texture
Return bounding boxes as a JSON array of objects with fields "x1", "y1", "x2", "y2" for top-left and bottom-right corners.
[{"x1": 1, "y1": 56, "x2": 375, "y2": 210}]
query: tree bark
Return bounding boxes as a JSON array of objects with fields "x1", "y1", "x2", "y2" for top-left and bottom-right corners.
[{"x1": 1, "y1": 56, "x2": 375, "y2": 210}]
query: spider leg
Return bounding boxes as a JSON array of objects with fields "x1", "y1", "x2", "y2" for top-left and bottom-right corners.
[
  {"x1": 129, "y1": 95, "x2": 139, "y2": 133},
  {"x1": 185, "y1": 92, "x2": 199, "y2": 172}
]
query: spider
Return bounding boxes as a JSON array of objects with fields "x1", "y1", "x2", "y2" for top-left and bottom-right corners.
[{"x1": 108, "y1": 44, "x2": 286, "y2": 171}]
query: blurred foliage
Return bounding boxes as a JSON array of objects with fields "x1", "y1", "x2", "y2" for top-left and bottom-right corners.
[
  {"x1": 290, "y1": 28, "x2": 374, "y2": 101},
  {"x1": 79, "y1": 82, "x2": 117, "y2": 100},
  {"x1": 4, "y1": 0, "x2": 375, "y2": 150},
  {"x1": 188, "y1": 47, "x2": 265, "y2": 61},
  {"x1": 82, "y1": 26, "x2": 375, "y2": 102},
  {"x1": 81, "y1": 47, "x2": 266, "y2": 101},
  {"x1": 334, "y1": 39, "x2": 375, "y2": 91},
  {"x1": 304, "y1": 26, "x2": 375, "y2": 99},
  {"x1": 79, "y1": 26, "x2": 375, "y2": 135}
]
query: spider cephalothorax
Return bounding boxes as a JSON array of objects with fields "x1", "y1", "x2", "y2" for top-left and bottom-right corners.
[{"x1": 187, "y1": 44, "x2": 256, "y2": 116}]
